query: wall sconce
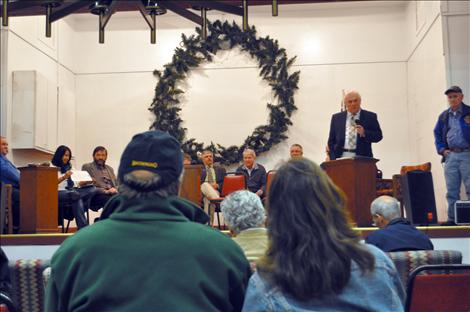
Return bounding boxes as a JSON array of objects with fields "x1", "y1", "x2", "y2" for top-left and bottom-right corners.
[{"x1": 139, "y1": 0, "x2": 166, "y2": 44}]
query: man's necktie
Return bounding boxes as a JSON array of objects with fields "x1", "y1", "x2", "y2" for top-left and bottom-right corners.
[
  {"x1": 347, "y1": 115, "x2": 357, "y2": 149},
  {"x1": 207, "y1": 166, "x2": 215, "y2": 183}
]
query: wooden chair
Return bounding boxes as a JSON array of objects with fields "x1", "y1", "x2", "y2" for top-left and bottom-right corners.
[
  {"x1": 209, "y1": 174, "x2": 246, "y2": 229},
  {"x1": 405, "y1": 264, "x2": 470, "y2": 312},
  {"x1": 265, "y1": 170, "x2": 276, "y2": 198},
  {"x1": 0, "y1": 183, "x2": 14, "y2": 234}
]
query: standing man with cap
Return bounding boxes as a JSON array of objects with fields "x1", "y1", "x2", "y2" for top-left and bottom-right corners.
[
  {"x1": 45, "y1": 131, "x2": 251, "y2": 311},
  {"x1": 327, "y1": 91, "x2": 383, "y2": 160},
  {"x1": 434, "y1": 86, "x2": 470, "y2": 225}
]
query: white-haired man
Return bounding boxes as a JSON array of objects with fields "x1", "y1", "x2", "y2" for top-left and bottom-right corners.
[
  {"x1": 221, "y1": 190, "x2": 267, "y2": 262},
  {"x1": 327, "y1": 91, "x2": 383, "y2": 160},
  {"x1": 365, "y1": 196, "x2": 433, "y2": 252},
  {"x1": 235, "y1": 149, "x2": 266, "y2": 197},
  {"x1": 46, "y1": 131, "x2": 251, "y2": 311}
]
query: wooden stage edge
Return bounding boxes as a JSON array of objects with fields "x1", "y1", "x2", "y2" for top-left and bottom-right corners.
[{"x1": 1, "y1": 226, "x2": 469, "y2": 246}]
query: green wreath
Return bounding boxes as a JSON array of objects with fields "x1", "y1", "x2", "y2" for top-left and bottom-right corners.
[{"x1": 150, "y1": 20, "x2": 300, "y2": 165}]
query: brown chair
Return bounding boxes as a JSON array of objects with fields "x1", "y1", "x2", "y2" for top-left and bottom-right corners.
[
  {"x1": 209, "y1": 174, "x2": 247, "y2": 229},
  {"x1": 265, "y1": 170, "x2": 276, "y2": 198},
  {"x1": 405, "y1": 264, "x2": 470, "y2": 312},
  {"x1": 0, "y1": 183, "x2": 14, "y2": 234}
]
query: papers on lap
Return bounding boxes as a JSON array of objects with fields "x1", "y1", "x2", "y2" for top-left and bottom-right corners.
[{"x1": 70, "y1": 170, "x2": 93, "y2": 183}]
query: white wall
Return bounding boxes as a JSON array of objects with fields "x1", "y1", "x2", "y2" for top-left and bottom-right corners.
[
  {"x1": 2, "y1": 16, "x2": 77, "y2": 165},
  {"x1": 71, "y1": 2, "x2": 411, "y2": 180},
  {"x1": 442, "y1": 1, "x2": 470, "y2": 92},
  {"x1": 405, "y1": 1, "x2": 450, "y2": 220}
]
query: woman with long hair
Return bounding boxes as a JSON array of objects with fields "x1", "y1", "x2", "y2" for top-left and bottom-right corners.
[
  {"x1": 242, "y1": 158, "x2": 404, "y2": 311},
  {"x1": 51, "y1": 145, "x2": 91, "y2": 230}
]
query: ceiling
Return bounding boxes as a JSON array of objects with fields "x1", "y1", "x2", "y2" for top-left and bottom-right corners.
[{"x1": 2, "y1": 0, "x2": 362, "y2": 18}]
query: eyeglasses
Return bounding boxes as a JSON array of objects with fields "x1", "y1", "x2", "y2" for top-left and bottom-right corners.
[{"x1": 371, "y1": 214, "x2": 380, "y2": 227}]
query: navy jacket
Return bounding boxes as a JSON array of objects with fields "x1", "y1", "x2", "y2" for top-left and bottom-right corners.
[
  {"x1": 235, "y1": 164, "x2": 266, "y2": 194},
  {"x1": 365, "y1": 218, "x2": 434, "y2": 252},
  {"x1": 327, "y1": 109, "x2": 383, "y2": 160},
  {"x1": 200, "y1": 165, "x2": 226, "y2": 191},
  {"x1": 433, "y1": 102, "x2": 470, "y2": 161}
]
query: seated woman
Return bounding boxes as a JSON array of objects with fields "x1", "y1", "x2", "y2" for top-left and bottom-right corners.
[
  {"x1": 243, "y1": 158, "x2": 405, "y2": 312},
  {"x1": 221, "y1": 190, "x2": 268, "y2": 263},
  {"x1": 51, "y1": 145, "x2": 93, "y2": 230}
]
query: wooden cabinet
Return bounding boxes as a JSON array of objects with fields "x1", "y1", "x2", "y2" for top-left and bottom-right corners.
[{"x1": 12, "y1": 70, "x2": 58, "y2": 153}]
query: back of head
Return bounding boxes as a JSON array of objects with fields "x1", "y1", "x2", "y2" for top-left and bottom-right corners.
[
  {"x1": 221, "y1": 190, "x2": 265, "y2": 234},
  {"x1": 370, "y1": 196, "x2": 401, "y2": 222},
  {"x1": 118, "y1": 131, "x2": 183, "y2": 199},
  {"x1": 260, "y1": 158, "x2": 374, "y2": 300}
]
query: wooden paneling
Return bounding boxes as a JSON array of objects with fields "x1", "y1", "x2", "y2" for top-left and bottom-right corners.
[
  {"x1": 19, "y1": 166, "x2": 59, "y2": 234},
  {"x1": 322, "y1": 158, "x2": 378, "y2": 227}
]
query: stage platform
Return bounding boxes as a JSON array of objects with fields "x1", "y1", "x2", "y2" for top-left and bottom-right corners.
[
  {"x1": 1, "y1": 225, "x2": 469, "y2": 246},
  {"x1": 1, "y1": 226, "x2": 469, "y2": 264}
]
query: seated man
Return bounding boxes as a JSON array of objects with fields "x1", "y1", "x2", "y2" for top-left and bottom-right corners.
[
  {"x1": 365, "y1": 196, "x2": 434, "y2": 252},
  {"x1": 221, "y1": 190, "x2": 268, "y2": 263},
  {"x1": 235, "y1": 149, "x2": 266, "y2": 197},
  {"x1": 45, "y1": 131, "x2": 251, "y2": 311},
  {"x1": 82, "y1": 146, "x2": 118, "y2": 210},
  {"x1": 0, "y1": 136, "x2": 20, "y2": 233},
  {"x1": 200, "y1": 150, "x2": 226, "y2": 217},
  {"x1": 290, "y1": 143, "x2": 303, "y2": 159}
]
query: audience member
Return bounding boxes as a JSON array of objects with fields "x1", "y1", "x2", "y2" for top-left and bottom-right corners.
[
  {"x1": 327, "y1": 91, "x2": 383, "y2": 160},
  {"x1": 433, "y1": 86, "x2": 470, "y2": 225},
  {"x1": 365, "y1": 196, "x2": 434, "y2": 252},
  {"x1": 82, "y1": 146, "x2": 118, "y2": 209},
  {"x1": 289, "y1": 144, "x2": 303, "y2": 159},
  {"x1": 200, "y1": 150, "x2": 226, "y2": 219},
  {"x1": 183, "y1": 153, "x2": 192, "y2": 165},
  {"x1": 221, "y1": 190, "x2": 268, "y2": 262},
  {"x1": 51, "y1": 145, "x2": 93, "y2": 230},
  {"x1": 45, "y1": 131, "x2": 251, "y2": 311},
  {"x1": 0, "y1": 136, "x2": 20, "y2": 232},
  {"x1": 0, "y1": 248, "x2": 12, "y2": 300},
  {"x1": 235, "y1": 149, "x2": 266, "y2": 197},
  {"x1": 243, "y1": 158, "x2": 405, "y2": 311}
]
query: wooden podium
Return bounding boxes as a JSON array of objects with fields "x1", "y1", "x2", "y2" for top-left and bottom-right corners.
[
  {"x1": 179, "y1": 164, "x2": 203, "y2": 207},
  {"x1": 19, "y1": 166, "x2": 58, "y2": 233},
  {"x1": 321, "y1": 158, "x2": 378, "y2": 227}
]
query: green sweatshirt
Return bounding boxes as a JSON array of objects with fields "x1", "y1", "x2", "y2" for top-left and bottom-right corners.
[{"x1": 45, "y1": 195, "x2": 251, "y2": 312}]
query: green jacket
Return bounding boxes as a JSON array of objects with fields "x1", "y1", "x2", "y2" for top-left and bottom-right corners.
[{"x1": 45, "y1": 195, "x2": 251, "y2": 312}]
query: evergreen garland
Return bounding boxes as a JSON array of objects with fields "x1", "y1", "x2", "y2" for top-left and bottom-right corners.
[{"x1": 150, "y1": 20, "x2": 300, "y2": 165}]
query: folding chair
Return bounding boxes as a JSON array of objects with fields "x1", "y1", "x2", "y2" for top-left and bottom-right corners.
[{"x1": 209, "y1": 173, "x2": 246, "y2": 229}]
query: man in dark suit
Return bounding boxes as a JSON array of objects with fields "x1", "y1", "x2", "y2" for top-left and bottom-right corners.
[
  {"x1": 200, "y1": 150, "x2": 226, "y2": 219},
  {"x1": 327, "y1": 91, "x2": 383, "y2": 160}
]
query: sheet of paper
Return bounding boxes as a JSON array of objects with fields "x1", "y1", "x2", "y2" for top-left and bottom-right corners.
[{"x1": 70, "y1": 170, "x2": 93, "y2": 183}]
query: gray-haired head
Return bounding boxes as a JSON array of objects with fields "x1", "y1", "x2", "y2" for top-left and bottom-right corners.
[
  {"x1": 119, "y1": 170, "x2": 181, "y2": 199},
  {"x1": 370, "y1": 195, "x2": 401, "y2": 221},
  {"x1": 221, "y1": 190, "x2": 265, "y2": 234},
  {"x1": 243, "y1": 148, "x2": 256, "y2": 158}
]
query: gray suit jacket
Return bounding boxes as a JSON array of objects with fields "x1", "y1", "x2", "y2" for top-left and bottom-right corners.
[{"x1": 82, "y1": 162, "x2": 117, "y2": 190}]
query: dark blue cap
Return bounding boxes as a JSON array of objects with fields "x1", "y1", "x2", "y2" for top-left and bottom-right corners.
[
  {"x1": 445, "y1": 86, "x2": 463, "y2": 95},
  {"x1": 118, "y1": 131, "x2": 183, "y2": 188}
]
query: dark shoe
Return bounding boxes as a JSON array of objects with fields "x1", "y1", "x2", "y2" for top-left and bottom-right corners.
[{"x1": 441, "y1": 220, "x2": 457, "y2": 226}]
